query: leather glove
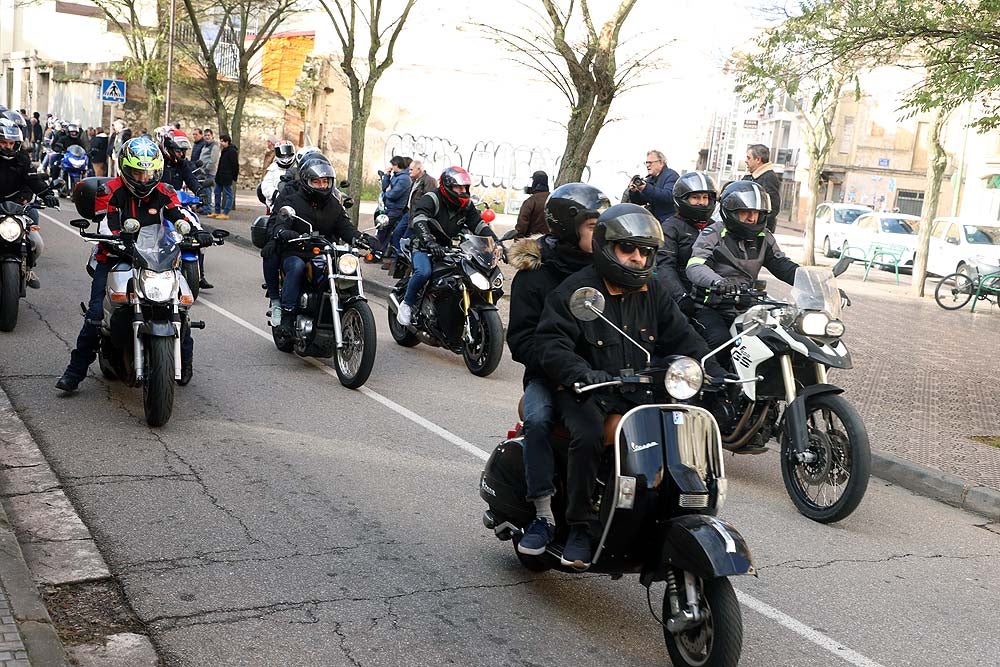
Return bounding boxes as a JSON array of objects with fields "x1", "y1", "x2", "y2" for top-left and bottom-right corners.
[
  {"x1": 713, "y1": 277, "x2": 742, "y2": 297},
  {"x1": 578, "y1": 369, "x2": 614, "y2": 387},
  {"x1": 196, "y1": 230, "x2": 213, "y2": 245},
  {"x1": 43, "y1": 194, "x2": 59, "y2": 208},
  {"x1": 261, "y1": 240, "x2": 277, "y2": 259},
  {"x1": 428, "y1": 243, "x2": 446, "y2": 260},
  {"x1": 677, "y1": 295, "x2": 697, "y2": 317},
  {"x1": 277, "y1": 228, "x2": 299, "y2": 242},
  {"x1": 341, "y1": 196, "x2": 354, "y2": 210}
]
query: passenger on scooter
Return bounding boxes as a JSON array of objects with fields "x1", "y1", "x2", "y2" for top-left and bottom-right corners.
[
  {"x1": 656, "y1": 171, "x2": 719, "y2": 318},
  {"x1": 0, "y1": 119, "x2": 53, "y2": 289},
  {"x1": 506, "y1": 183, "x2": 609, "y2": 557},
  {"x1": 395, "y1": 166, "x2": 499, "y2": 327},
  {"x1": 686, "y1": 180, "x2": 799, "y2": 350},
  {"x1": 56, "y1": 136, "x2": 195, "y2": 392},
  {"x1": 535, "y1": 204, "x2": 723, "y2": 569}
]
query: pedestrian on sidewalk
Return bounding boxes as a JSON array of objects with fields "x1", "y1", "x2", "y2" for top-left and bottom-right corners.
[
  {"x1": 514, "y1": 170, "x2": 550, "y2": 238},
  {"x1": 89, "y1": 128, "x2": 108, "y2": 177},
  {"x1": 199, "y1": 129, "x2": 220, "y2": 213},
  {"x1": 742, "y1": 144, "x2": 781, "y2": 233},
  {"x1": 209, "y1": 134, "x2": 238, "y2": 219}
]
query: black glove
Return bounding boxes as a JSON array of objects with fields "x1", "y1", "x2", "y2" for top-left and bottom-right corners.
[
  {"x1": 713, "y1": 277, "x2": 742, "y2": 297},
  {"x1": 261, "y1": 240, "x2": 277, "y2": 259},
  {"x1": 341, "y1": 196, "x2": 354, "y2": 210},
  {"x1": 43, "y1": 194, "x2": 59, "y2": 208},
  {"x1": 427, "y1": 243, "x2": 446, "y2": 260},
  {"x1": 677, "y1": 295, "x2": 697, "y2": 317},
  {"x1": 356, "y1": 232, "x2": 379, "y2": 249},
  {"x1": 277, "y1": 228, "x2": 299, "y2": 242},
  {"x1": 196, "y1": 230, "x2": 213, "y2": 245},
  {"x1": 578, "y1": 369, "x2": 614, "y2": 387}
]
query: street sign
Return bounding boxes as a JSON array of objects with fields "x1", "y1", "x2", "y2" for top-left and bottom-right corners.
[
  {"x1": 101, "y1": 79, "x2": 127, "y2": 104},
  {"x1": 878, "y1": 157, "x2": 890, "y2": 167},
  {"x1": 743, "y1": 119, "x2": 758, "y2": 130}
]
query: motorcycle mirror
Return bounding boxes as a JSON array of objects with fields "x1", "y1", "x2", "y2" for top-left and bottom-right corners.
[
  {"x1": 278, "y1": 206, "x2": 295, "y2": 220},
  {"x1": 569, "y1": 287, "x2": 606, "y2": 322},
  {"x1": 499, "y1": 229, "x2": 517, "y2": 242},
  {"x1": 122, "y1": 218, "x2": 140, "y2": 234},
  {"x1": 212, "y1": 229, "x2": 230, "y2": 239},
  {"x1": 832, "y1": 256, "x2": 853, "y2": 277},
  {"x1": 342, "y1": 197, "x2": 354, "y2": 210},
  {"x1": 753, "y1": 279, "x2": 767, "y2": 291},
  {"x1": 339, "y1": 180, "x2": 350, "y2": 189},
  {"x1": 70, "y1": 218, "x2": 90, "y2": 230}
]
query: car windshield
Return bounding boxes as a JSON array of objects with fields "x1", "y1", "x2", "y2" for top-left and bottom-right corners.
[
  {"x1": 460, "y1": 235, "x2": 498, "y2": 270},
  {"x1": 880, "y1": 218, "x2": 916, "y2": 234},
  {"x1": 134, "y1": 223, "x2": 181, "y2": 271},
  {"x1": 834, "y1": 208, "x2": 868, "y2": 224},
  {"x1": 963, "y1": 225, "x2": 1000, "y2": 245},
  {"x1": 790, "y1": 267, "x2": 842, "y2": 319}
]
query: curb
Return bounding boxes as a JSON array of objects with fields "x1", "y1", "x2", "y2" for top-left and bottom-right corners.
[{"x1": 207, "y1": 223, "x2": 1000, "y2": 522}]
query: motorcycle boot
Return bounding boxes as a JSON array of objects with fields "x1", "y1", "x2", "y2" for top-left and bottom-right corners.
[
  {"x1": 26, "y1": 270, "x2": 40, "y2": 289},
  {"x1": 275, "y1": 308, "x2": 295, "y2": 339},
  {"x1": 177, "y1": 362, "x2": 193, "y2": 386},
  {"x1": 55, "y1": 372, "x2": 81, "y2": 393}
]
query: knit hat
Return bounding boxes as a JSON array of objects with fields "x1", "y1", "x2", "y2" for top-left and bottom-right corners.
[{"x1": 530, "y1": 170, "x2": 549, "y2": 193}]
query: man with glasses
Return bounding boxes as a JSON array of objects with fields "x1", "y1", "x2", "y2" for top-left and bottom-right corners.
[
  {"x1": 623, "y1": 149, "x2": 679, "y2": 223},
  {"x1": 535, "y1": 203, "x2": 720, "y2": 569}
]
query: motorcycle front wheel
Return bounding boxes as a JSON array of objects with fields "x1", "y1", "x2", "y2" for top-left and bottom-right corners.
[
  {"x1": 663, "y1": 575, "x2": 742, "y2": 667},
  {"x1": 181, "y1": 261, "x2": 200, "y2": 301},
  {"x1": 780, "y1": 393, "x2": 871, "y2": 523},
  {"x1": 462, "y1": 308, "x2": 503, "y2": 377},
  {"x1": 142, "y1": 336, "x2": 175, "y2": 427},
  {"x1": 0, "y1": 262, "x2": 20, "y2": 332},
  {"x1": 335, "y1": 301, "x2": 377, "y2": 389}
]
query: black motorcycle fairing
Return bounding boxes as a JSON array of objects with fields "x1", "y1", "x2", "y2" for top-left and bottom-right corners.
[
  {"x1": 781, "y1": 383, "x2": 844, "y2": 456},
  {"x1": 644, "y1": 515, "x2": 755, "y2": 583},
  {"x1": 785, "y1": 329, "x2": 853, "y2": 369},
  {"x1": 137, "y1": 321, "x2": 178, "y2": 337}
]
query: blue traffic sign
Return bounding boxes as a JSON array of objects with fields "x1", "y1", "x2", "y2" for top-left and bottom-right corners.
[
  {"x1": 101, "y1": 79, "x2": 126, "y2": 104},
  {"x1": 878, "y1": 157, "x2": 890, "y2": 167}
]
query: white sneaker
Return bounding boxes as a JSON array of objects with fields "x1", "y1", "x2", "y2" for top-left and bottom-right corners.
[{"x1": 396, "y1": 302, "x2": 412, "y2": 326}]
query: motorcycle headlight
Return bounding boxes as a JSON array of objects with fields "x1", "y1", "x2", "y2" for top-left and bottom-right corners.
[
  {"x1": 176, "y1": 220, "x2": 192, "y2": 235},
  {"x1": 798, "y1": 312, "x2": 831, "y2": 337},
  {"x1": 139, "y1": 270, "x2": 177, "y2": 303},
  {"x1": 0, "y1": 219, "x2": 22, "y2": 242},
  {"x1": 825, "y1": 319, "x2": 845, "y2": 337},
  {"x1": 665, "y1": 357, "x2": 703, "y2": 400},
  {"x1": 376, "y1": 213, "x2": 389, "y2": 226},
  {"x1": 338, "y1": 253, "x2": 359, "y2": 274},
  {"x1": 469, "y1": 271, "x2": 490, "y2": 291}
]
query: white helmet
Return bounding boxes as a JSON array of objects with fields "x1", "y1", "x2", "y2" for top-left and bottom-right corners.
[{"x1": 294, "y1": 145, "x2": 321, "y2": 167}]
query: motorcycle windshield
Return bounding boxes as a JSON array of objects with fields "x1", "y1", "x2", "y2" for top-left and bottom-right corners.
[
  {"x1": 461, "y1": 235, "x2": 497, "y2": 270},
  {"x1": 66, "y1": 145, "x2": 86, "y2": 158},
  {"x1": 790, "y1": 267, "x2": 842, "y2": 319},
  {"x1": 134, "y1": 224, "x2": 181, "y2": 271}
]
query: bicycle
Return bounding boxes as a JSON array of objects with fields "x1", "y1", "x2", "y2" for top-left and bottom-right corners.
[{"x1": 934, "y1": 262, "x2": 1000, "y2": 311}]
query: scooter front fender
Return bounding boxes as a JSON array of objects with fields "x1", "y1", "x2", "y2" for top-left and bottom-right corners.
[
  {"x1": 647, "y1": 515, "x2": 755, "y2": 583},
  {"x1": 137, "y1": 321, "x2": 178, "y2": 337},
  {"x1": 783, "y1": 383, "x2": 844, "y2": 455}
]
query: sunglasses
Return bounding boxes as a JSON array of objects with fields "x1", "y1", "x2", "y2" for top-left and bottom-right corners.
[
  {"x1": 615, "y1": 241, "x2": 654, "y2": 257},
  {"x1": 644, "y1": 160, "x2": 661, "y2": 166}
]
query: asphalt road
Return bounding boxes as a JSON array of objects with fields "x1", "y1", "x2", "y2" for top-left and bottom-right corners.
[{"x1": 0, "y1": 205, "x2": 997, "y2": 667}]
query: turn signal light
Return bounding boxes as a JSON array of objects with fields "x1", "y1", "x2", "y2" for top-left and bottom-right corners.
[
  {"x1": 312, "y1": 247, "x2": 320, "y2": 255},
  {"x1": 110, "y1": 291, "x2": 129, "y2": 304},
  {"x1": 180, "y1": 294, "x2": 194, "y2": 305},
  {"x1": 365, "y1": 253, "x2": 375, "y2": 262}
]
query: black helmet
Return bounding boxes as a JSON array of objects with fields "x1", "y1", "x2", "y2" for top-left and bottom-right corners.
[
  {"x1": 592, "y1": 203, "x2": 664, "y2": 289},
  {"x1": 672, "y1": 171, "x2": 718, "y2": 223},
  {"x1": 544, "y1": 183, "x2": 610, "y2": 243},
  {"x1": 719, "y1": 180, "x2": 771, "y2": 239},
  {"x1": 298, "y1": 158, "x2": 336, "y2": 201}
]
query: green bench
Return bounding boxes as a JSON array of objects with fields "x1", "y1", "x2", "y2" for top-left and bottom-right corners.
[{"x1": 838, "y1": 242, "x2": 910, "y2": 285}]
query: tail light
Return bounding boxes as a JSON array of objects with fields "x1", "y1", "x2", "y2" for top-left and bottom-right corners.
[{"x1": 506, "y1": 421, "x2": 522, "y2": 440}]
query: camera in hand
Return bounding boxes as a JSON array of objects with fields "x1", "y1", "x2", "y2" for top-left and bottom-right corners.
[{"x1": 631, "y1": 175, "x2": 645, "y2": 188}]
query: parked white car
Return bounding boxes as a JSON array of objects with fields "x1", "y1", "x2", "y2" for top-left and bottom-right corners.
[
  {"x1": 842, "y1": 212, "x2": 922, "y2": 266},
  {"x1": 812, "y1": 203, "x2": 873, "y2": 257},
  {"x1": 927, "y1": 217, "x2": 1000, "y2": 277}
]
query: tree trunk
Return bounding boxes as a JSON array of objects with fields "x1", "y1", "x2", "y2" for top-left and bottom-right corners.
[
  {"x1": 800, "y1": 156, "x2": 821, "y2": 266},
  {"x1": 231, "y1": 76, "x2": 250, "y2": 148},
  {"x1": 556, "y1": 95, "x2": 611, "y2": 186},
  {"x1": 911, "y1": 108, "x2": 949, "y2": 297},
  {"x1": 346, "y1": 87, "x2": 371, "y2": 227}
]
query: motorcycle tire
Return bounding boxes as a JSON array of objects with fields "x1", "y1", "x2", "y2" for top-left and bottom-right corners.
[
  {"x1": 387, "y1": 301, "x2": 419, "y2": 347},
  {"x1": 780, "y1": 393, "x2": 871, "y2": 523},
  {"x1": 98, "y1": 346, "x2": 117, "y2": 380},
  {"x1": 182, "y1": 261, "x2": 200, "y2": 302},
  {"x1": 0, "y1": 263, "x2": 20, "y2": 332},
  {"x1": 142, "y1": 336, "x2": 175, "y2": 427},
  {"x1": 271, "y1": 322, "x2": 294, "y2": 353},
  {"x1": 663, "y1": 575, "x2": 742, "y2": 667},
  {"x1": 462, "y1": 308, "x2": 504, "y2": 377},
  {"x1": 334, "y1": 301, "x2": 377, "y2": 389}
]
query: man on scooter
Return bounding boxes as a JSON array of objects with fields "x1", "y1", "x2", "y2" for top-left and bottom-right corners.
[
  {"x1": 535, "y1": 204, "x2": 723, "y2": 569},
  {"x1": 506, "y1": 183, "x2": 609, "y2": 557},
  {"x1": 56, "y1": 136, "x2": 195, "y2": 392},
  {"x1": 686, "y1": 180, "x2": 799, "y2": 350}
]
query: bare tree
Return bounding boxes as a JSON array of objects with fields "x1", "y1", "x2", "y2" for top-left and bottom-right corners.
[
  {"x1": 480, "y1": 0, "x2": 659, "y2": 185},
  {"x1": 177, "y1": 0, "x2": 300, "y2": 147},
  {"x1": 318, "y1": 0, "x2": 418, "y2": 225}
]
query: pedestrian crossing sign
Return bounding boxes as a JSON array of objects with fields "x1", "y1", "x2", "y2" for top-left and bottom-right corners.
[{"x1": 101, "y1": 79, "x2": 127, "y2": 104}]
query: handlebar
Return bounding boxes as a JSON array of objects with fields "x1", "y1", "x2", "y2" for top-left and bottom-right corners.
[{"x1": 572, "y1": 375, "x2": 653, "y2": 394}]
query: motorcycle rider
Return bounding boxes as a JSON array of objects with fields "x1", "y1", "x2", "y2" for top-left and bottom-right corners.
[
  {"x1": 159, "y1": 130, "x2": 214, "y2": 290},
  {"x1": 686, "y1": 180, "x2": 800, "y2": 350},
  {"x1": 1, "y1": 120, "x2": 54, "y2": 289},
  {"x1": 656, "y1": 171, "x2": 719, "y2": 318},
  {"x1": 56, "y1": 136, "x2": 196, "y2": 392},
  {"x1": 264, "y1": 158, "x2": 377, "y2": 337},
  {"x1": 506, "y1": 183, "x2": 608, "y2": 556},
  {"x1": 396, "y1": 166, "x2": 498, "y2": 326},
  {"x1": 535, "y1": 203, "x2": 723, "y2": 568},
  {"x1": 258, "y1": 140, "x2": 296, "y2": 210}
]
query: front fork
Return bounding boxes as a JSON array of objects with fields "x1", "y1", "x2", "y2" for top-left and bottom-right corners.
[
  {"x1": 781, "y1": 358, "x2": 830, "y2": 463},
  {"x1": 460, "y1": 283, "x2": 493, "y2": 344},
  {"x1": 326, "y1": 254, "x2": 344, "y2": 349}
]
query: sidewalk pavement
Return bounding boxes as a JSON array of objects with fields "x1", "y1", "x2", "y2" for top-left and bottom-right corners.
[{"x1": 206, "y1": 193, "x2": 1000, "y2": 520}]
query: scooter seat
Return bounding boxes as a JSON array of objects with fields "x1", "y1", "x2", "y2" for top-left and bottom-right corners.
[{"x1": 517, "y1": 394, "x2": 620, "y2": 446}]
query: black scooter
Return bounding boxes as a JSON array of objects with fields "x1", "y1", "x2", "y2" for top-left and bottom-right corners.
[{"x1": 480, "y1": 286, "x2": 755, "y2": 667}]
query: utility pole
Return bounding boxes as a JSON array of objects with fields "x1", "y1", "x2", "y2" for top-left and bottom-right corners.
[{"x1": 164, "y1": 0, "x2": 177, "y2": 127}]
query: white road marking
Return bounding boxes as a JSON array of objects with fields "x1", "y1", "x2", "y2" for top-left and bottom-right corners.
[{"x1": 42, "y1": 208, "x2": 885, "y2": 667}]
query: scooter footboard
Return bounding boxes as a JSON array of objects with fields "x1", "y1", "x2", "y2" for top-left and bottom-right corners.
[{"x1": 659, "y1": 515, "x2": 755, "y2": 579}]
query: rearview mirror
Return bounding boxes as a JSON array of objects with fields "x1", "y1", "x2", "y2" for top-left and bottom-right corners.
[
  {"x1": 212, "y1": 229, "x2": 230, "y2": 239},
  {"x1": 122, "y1": 218, "x2": 140, "y2": 234},
  {"x1": 832, "y1": 256, "x2": 853, "y2": 277},
  {"x1": 278, "y1": 206, "x2": 295, "y2": 220},
  {"x1": 70, "y1": 218, "x2": 90, "y2": 230},
  {"x1": 500, "y1": 229, "x2": 517, "y2": 242},
  {"x1": 339, "y1": 180, "x2": 350, "y2": 189},
  {"x1": 753, "y1": 280, "x2": 767, "y2": 291},
  {"x1": 569, "y1": 287, "x2": 605, "y2": 322}
]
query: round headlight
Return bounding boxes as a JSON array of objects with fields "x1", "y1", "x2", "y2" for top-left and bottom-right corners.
[
  {"x1": 0, "y1": 218, "x2": 22, "y2": 242},
  {"x1": 376, "y1": 213, "x2": 389, "y2": 226},
  {"x1": 176, "y1": 220, "x2": 192, "y2": 235},
  {"x1": 469, "y1": 271, "x2": 490, "y2": 291},
  {"x1": 665, "y1": 357, "x2": 704, "y2": 400},
  {"x1": 140, "y1": 270, "x2": 177, "y2": 303},
  {"x1": 338, "y1": 253, "x2": 359, "y2": 274},
  {"x1": 825, "y1": 319, "x2": 845, "y2": 337},
  {"x1": 798, "y1": 312, "x2": 830, "y2": 337},
  {"x1": 122, "y1": 218, "x2": 141, "y2": 234}
]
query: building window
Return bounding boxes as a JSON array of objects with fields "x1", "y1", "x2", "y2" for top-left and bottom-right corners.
[
  {"x1": 839, "y1": 117, "x2": 854, "y2": 154},
  {"x1": 896, "y1": 190, "x2": 924, "y2": 216}
]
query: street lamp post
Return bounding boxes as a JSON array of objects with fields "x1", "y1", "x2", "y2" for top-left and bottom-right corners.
[{"x1": 164, "y1": 0, "x2": 177, "y2": 128}]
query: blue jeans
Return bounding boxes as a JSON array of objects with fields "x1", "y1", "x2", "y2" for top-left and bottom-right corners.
[
  {"x1": 391, "y1": 213, "x2": 411, "y2": 254},
  {"x1": 280, "y1": 255, "x2": 310, "y2": 312},
  {"x1": 403, "y1": 251, "x2": 432, "y2": 307},
  {"x1": 263, "y1": 254, "x2": 281, "y2": 299},
  {"x1": 522, "y1": 378, "x2": 556, "y2": 500},
  {"x1": 199, "y1": 184, "x2": 214, "y2": 211},
  {"x1": 214, "y1": 183, "x2": 234, "y2": 214}
]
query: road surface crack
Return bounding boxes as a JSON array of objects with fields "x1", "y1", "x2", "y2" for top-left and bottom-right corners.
[{"x1": 760, "y1": 552, "x2": 1000, "y2": 570}]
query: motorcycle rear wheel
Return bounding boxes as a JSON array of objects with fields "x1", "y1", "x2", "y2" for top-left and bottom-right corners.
[
  {"x1": 335, "y1": 301, "x2": 377, "y2": 389},
  {"x1": 780, "y1": 393, "x2": 870, "y2": 523},
  {"x1": 0, "y1": 262, "x2": 20, "y2": 332},
  {"x1": 182, "y1": 261, "x2": 200, "y2": 301},
  {"x1": 462, "y1": 308, "x2": 503, "y2": 377},
  {"x1": 387, "y1": 300, "x2": 419, "y2": 347},
  {"x1": 142, "y1": 337, "x2": 175, "y2": 427},
  {"x1": 663, "y1": 575, "x2": 742, "y2": 667}
]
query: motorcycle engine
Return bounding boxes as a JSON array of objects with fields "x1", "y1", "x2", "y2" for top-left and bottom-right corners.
[{"x1": 708, "y1": 399, "x2": 741, "y2": 435}]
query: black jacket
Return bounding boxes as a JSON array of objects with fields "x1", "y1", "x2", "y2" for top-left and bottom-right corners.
[
  {"x1": 191, "y1": 138, "x2": 205, "y2": 165},
  {"x1": 624, "y1": 167, "x2": 680, "y2": 222},
  {"x1": 270, "y1": 189, "x2": 357, "y2": 260},
  {"x1": 216, "y1": 144, "x2": 239, "y2": 185},
  {"x1": 410, "y1": 191, "x2": 490, "y2": 250},
  {"x1": 89, "y1": 135, "x2": 108, "y2": 164},
  {"x1": 162, "y1": 158, "x2": 201, "y2": 194},
  {"x1": 506, "y1": 236, "x2": 592, "y2": 387},
  {"x1": 656, "y1": 214, "x2": 705, "y2": 304},
  {"x1": 0, "y1": 153, "x2": 34, "y2": 204},
  {"x1": 536, "y1": 265, "x2": 717, "y2": 410},
  {"x1": 52, "y1": 131, "x2": 87, "y2": 153},
  {"x1": 743, "y1": 165, "x2": 781, "y2": 231}
]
